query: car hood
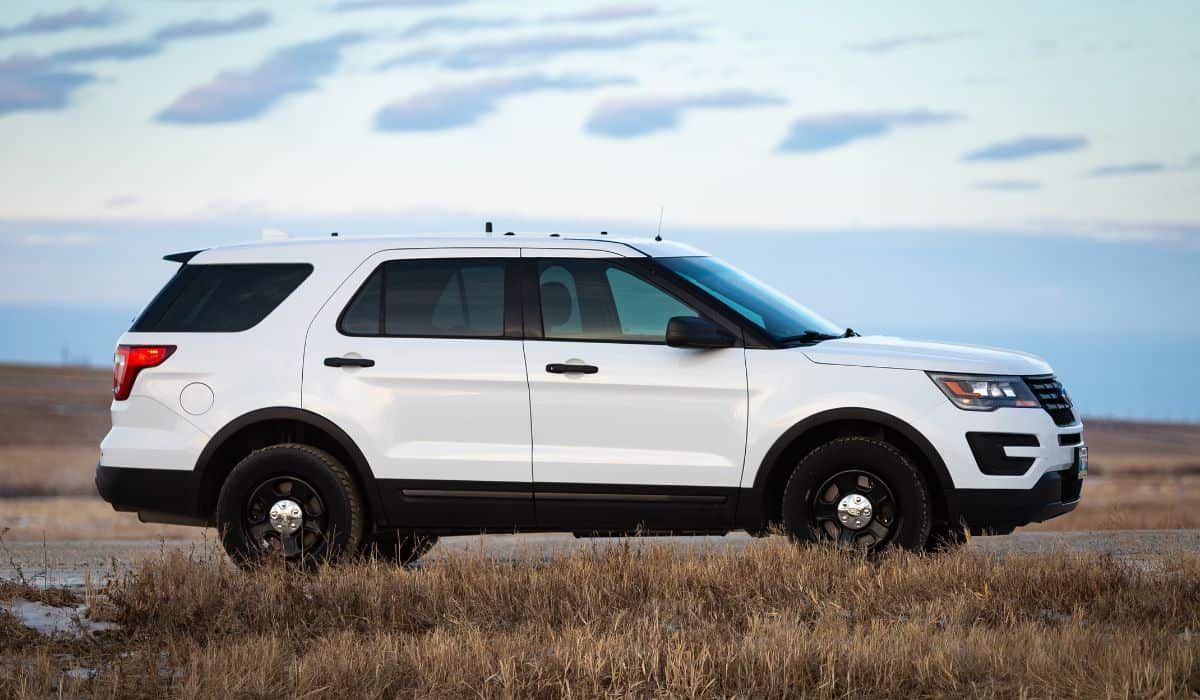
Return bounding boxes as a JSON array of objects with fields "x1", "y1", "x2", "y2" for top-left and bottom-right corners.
[{"x1": 802, "y1": 336, "x2": 1053, "y2": 375}]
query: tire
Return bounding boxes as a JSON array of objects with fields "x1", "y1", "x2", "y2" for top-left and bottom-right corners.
[
  {"x1": 364, "y1": 530, "x2": 438, "y2": 565},
  {"x1": 925, "y1": 521, "x2": 969, "y2": 552},
  {"x1": 781, "y1": 436, "x2": 931, "y2": 552},
  {"x1": 216, "y1": 443, "x2": 365, "y2": 568}
]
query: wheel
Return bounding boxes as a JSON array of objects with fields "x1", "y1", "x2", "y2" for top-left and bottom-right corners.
[
  {"x1": 216, "y1": 444, "x2": 365, "y2": 568},
  {"x1": 781, "y1": 436, "x2": 931, "y2": 552},
  {"x1": 364, "y1": 530, "x2": 438, "y2": 565},
  {"x1": 925, "y1": 521, "x2": 969, "y2": 552}
]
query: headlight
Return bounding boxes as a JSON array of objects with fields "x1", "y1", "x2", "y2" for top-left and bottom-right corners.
[{"x1": 928, "y1": 373, "x2": 1040, "y2": 411}]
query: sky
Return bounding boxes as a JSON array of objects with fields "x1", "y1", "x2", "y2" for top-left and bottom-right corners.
[{"x1": 1, "y1": 1, "x2": 1198, "y2": 419}]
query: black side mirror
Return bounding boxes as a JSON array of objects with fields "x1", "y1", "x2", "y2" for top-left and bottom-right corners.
[{"x1": 665, "y1": 316, "x2": 736, "y2": 349}]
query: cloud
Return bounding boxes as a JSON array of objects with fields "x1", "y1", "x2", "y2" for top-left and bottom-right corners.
[
  {"x1": 439, "y1": 27, "x2": 697, "y2": 70},
  {"x1": 776, "y1": 109, "x2": 963, "y2": 153},
  {"x1": 848, "y1": 32, "x2": 971, "y2": 54},
  {"x1": 1187, "y1": 153, "x2": 1200, "y2": 169},
  {"x1": 586, "y1": 91, "x2": 786, "y2": 138},
  {"x1": 152, "y1": 10, "x2": 271, "y2": 42},
  {"x1": 1088, "y1": 161, "x2": 1167, "y2": 177},
  {"x1": 105, "y1": 194, "x2": 139, "y2": 209},
  {"x1": 157, "y1": 32, "x2": 365, "y2": 124},
  {"x1": 0, "y1": 6, "x2": 122, "y2": 38},
  {"x1": 397, "y1": 16, "x2": 518, "y2": 40},
  {"x1": 333, "y1": 0, "x2": 465, "y2": 11},
  {"x1": 975, "y1": 180, "x2": 1041, "y2": 191},
  {"x1": 0, "y1": 55, "x2": 94, "y2": 116},
  {"x1": 47, "y1": 40, "x2": 161, "y2": 64},
  {"x1": 962, "y1": 135, "x2": 1088, "y2": 162},
  {"x1": 544, "y1": 4, "x2": 663, "y2": 23},
  {"x1": 376, "y1": 47, "x2": 445, "y2": 71},
  {"x1": 375, "y1": 73, "x2": 632, "y2": 132}
]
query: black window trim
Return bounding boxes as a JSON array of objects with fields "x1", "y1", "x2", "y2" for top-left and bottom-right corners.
[
  {"x1": 131, "y1": 262, "x2": 314, "y2": 334},
  {"x1": 521, "y1": 257, "x2": 748, "y2": 347},
  {"x1": 336, "y1": 257, "x2": 523, "y2": 340}
]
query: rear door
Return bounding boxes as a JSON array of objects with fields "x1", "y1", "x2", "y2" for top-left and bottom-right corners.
[
  {"x1": 520, "y1": 252, "x2": 749, "y2": 532},
  {"x1": 303, "y1": 248, "x2": 534, "y2": 529}
]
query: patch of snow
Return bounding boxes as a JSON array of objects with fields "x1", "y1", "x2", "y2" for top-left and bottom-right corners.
[{"x1": 5, "y1": 599, "x2": 118, "y2": 638}]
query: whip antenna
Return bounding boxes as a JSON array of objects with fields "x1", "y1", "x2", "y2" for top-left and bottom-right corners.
[{"x1": 655, "y1": 206, "x2": 664, "y2": 242}]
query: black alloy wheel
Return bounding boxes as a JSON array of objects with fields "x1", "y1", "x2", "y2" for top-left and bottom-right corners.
[
  {"x1": 217, "y1": 444, "x2": 365, "y2": 568},
  {"x1": 782, "y1": 436, "x2": 931, "y2": 552}
]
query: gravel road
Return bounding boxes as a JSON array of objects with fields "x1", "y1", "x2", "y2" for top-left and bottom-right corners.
[{"x1": 3, "y1": 529, "x2": 1197, "y2": 590}]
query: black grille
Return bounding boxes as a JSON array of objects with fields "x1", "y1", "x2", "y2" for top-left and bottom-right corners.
[{"x1": 1025, "y1": 375, "x2": 1076, "y2": 426}]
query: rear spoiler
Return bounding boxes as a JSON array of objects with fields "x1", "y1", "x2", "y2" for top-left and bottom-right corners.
[{"x1": 163, "y1": 249, "x2": 205, "y2": 264}]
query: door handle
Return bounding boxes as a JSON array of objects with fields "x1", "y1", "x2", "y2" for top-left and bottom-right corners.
[
  {"x1": 546, "y1": 363, "x2": 598, "y2": 374},
  {"x1": 324, "y1": 356, "x2": 375, "y2": 368}
]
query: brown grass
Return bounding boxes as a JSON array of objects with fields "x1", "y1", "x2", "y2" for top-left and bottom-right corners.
[
  {"x1": 1030, "y1": 476, "x2": 1200, "y2": 531},
  {"x1": 2, "y1": 539, "x2": 1199, "y2": 697}
]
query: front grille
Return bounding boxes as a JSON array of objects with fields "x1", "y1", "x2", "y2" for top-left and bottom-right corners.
[{"x1": 1025, "y1": 375, "x2": 1076, "y2": 426}]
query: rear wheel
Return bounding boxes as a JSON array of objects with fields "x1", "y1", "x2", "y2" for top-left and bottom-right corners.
[
  {"x1": 364, "y1": 530, "x2": 438, "y2": 565},
  {"x1": 216, "y1": 444, "x2": 365, "y2": 568},
  {"x1": 782, "y1": 436, "x2": 931, "y2": 552}
]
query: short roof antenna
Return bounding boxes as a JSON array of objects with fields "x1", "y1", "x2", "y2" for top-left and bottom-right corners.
[
  {"x1": 654, "y1": 206, "x2": 664, "y2": 242},
  {"x1": 485, "y1": 221, "x2": 493, "y2": 234}
]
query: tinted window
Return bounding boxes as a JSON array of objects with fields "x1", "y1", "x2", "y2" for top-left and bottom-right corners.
[
  {"x1": 132, "y1": 263, "x2": 312, "y2": 332},
  {"x1": 537, "y1": 260, "x2": 699, "y2": 343},
  {"x1": 339, "y1": 259, "x2": 508, "y2": 338}
]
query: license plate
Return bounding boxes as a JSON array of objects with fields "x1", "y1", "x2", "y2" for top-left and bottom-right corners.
[{"x1": 1075, "y1": 446, "x2": 1088, "y2": 478}]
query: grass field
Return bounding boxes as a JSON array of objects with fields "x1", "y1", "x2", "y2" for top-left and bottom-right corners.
[
  {"x1": 2, "y1": 363, "x2": 1200, "y2": 539},
  {"x1": 2, "y1": 538, "x2": 1199, "y2": 697}
]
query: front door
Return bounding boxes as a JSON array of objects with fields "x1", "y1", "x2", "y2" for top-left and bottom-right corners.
[
  {"x1": 520, "y1": 253, "x2": 748, "y2": 531},
  {"x1": 303, "y1": 248, "x2": 534, "y2": 529}
]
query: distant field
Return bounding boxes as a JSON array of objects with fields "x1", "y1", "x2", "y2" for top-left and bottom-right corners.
[{"x1": 1, "y1": 363, "x2": 1198, "y2": 539}]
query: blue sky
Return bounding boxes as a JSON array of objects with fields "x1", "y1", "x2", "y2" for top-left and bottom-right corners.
[{"x1": 1, "y1": 1, "x2": 1198, "y2": 418}]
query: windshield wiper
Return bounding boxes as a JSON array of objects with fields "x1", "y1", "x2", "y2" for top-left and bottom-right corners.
[
  {"x1": 776, "y1": 328, "x2": 860, "y2": 345},
  {"x1": 775, "y1": 331, "x2": 842, "y2": 345}
]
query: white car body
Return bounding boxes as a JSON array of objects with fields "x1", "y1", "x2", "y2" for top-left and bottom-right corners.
[{"x1": 97, "y1": 234, "x2": 1085, "y2": 541}]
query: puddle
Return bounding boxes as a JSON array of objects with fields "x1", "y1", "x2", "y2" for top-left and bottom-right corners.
[{"x1": 5, "y1": 599, "x2": 118, "y2": 638}]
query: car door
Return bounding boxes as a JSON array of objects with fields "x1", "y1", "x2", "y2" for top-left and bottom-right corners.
[
  {"x1": 303, "y1": 248, "x2": 534, "y2": 529},
  {"x1": 520, "y1": 251, "x2": 749, "y2": 532}
]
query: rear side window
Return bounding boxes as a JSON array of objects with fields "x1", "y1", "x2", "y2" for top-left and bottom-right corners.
[
  {"x1": 339, "y1": 259, "x2": 509, "y2": 338},
  {"x1": 132, "y1": 263, "x2": 313, "y2": 332}
]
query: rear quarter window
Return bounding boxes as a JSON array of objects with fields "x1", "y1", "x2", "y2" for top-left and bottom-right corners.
[{"x1": 132, "y1": 263, "x2": 313, "y2": 332}]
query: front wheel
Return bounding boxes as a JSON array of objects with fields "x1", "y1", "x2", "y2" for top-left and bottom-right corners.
[
  {"x1": 781, "y1": 436, "x2": 931, "y2": 552},
  {"x1": 216, "y1": 444, "x2": 365, "y2": 568}
]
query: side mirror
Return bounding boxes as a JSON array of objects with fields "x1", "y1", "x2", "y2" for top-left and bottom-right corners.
[{"x1": 665, "y1": 316, "x2": 736, "y2": 349}]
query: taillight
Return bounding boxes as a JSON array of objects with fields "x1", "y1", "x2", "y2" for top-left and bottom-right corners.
[{"x1": 113, "y1": 345, "x2": 176, "y2": 400}]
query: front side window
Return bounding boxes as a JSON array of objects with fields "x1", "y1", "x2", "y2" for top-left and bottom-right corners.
[
  {"x1": 132, "y1": 263, "x2": 313, "y2": 333},
  {"x1": 537, "y1": 260, "x2": 700, "y2": 343},
  {"x1": 340, "y1": 259, "x2": 508, "y2": 337}
]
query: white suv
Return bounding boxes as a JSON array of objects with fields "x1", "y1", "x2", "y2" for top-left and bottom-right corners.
[{"x1": 96, "y1": 233, "x2": 1085, "y2": 565}]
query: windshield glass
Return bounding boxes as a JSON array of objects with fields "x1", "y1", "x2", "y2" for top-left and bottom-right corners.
[{"x1": 659, "y1": 256, "x2": 843, "y2": 341}]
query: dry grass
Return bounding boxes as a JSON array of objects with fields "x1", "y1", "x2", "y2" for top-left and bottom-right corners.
[
  {"x1": 0, "y1": 446, "x2": 102, "y2": 498},
  {"x1": 2, "y1": 539, "x2": 1199, "y2": 697}
]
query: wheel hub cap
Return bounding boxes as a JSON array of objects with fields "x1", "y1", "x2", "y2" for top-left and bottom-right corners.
[
  {"x1": 268, "y1": 499, "x2": 304, "y2": 535},
  {"x1": 836, "y1": 493, "x2": 873, "y2": 530}
]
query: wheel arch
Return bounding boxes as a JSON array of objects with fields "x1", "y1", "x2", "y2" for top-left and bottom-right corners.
[
  {"x1": 192, "y1": 407, "x2": 385, "y2": 527},
  {"x1": 747, "y1": 408, "x2": 957, "y2": 530}
]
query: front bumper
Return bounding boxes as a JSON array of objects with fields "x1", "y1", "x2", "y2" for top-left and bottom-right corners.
[{"x1": 948, "y1": 468, "x2": 1083, "y2": 535}]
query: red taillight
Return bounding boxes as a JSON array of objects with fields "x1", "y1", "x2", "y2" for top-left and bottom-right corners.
[{"x1": 113, "y1": 345, "x2": 176, "y2": 400}]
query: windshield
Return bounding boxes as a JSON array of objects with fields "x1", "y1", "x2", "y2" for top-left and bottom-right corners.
[{"x1": 659, "y1": 256, "x2": 844, "y2": 342}]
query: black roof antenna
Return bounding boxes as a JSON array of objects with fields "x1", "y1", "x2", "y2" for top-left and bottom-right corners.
[
  {"x1": 485, "y1": 221, "x2": 493, "y2": 233},
  {"x1": 330, "y1": 231, "x2": 339, "y2": 237},
  {"x1": 654, "y1": 206, "x2": 664, "y2": 242}
]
